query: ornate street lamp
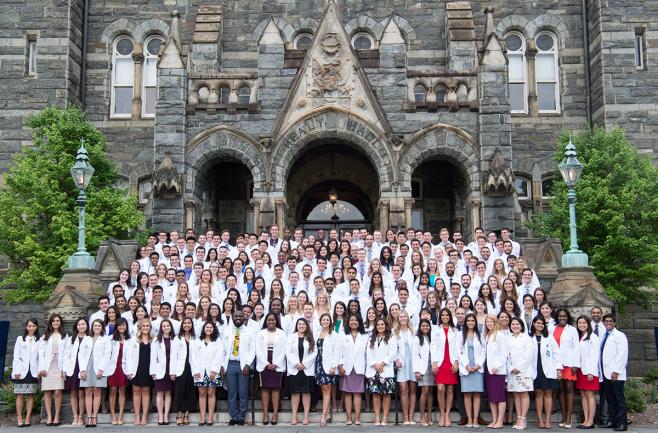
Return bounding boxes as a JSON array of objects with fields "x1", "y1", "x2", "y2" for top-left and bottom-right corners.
[
  {"x1": 67, "y1": 139, "x2": 96, "y2": 269},
  {"x1": 558, "y1": 137, "x2": 588, "y2": 267},
  {"x1": 328, "y1": 187, "x2": 340, "y2": 223}
]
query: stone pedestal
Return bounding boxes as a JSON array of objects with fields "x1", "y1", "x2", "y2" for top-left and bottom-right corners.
[
  {"x1": 43, "y1": 268, "x2": 104, "y2": 329},
  {"x1": 549, "y1": 267, "x2": 613, "y2": 317}
]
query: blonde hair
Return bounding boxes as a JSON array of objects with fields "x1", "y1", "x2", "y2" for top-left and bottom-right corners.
[
  {"x1": 394, "y1": 309, "x2": 414, "y2": 336},
  {"x1": 137, "y1": 318, "x2": 153, "y2": 342},
  {"x1": 484, "y1": 314, "x2": 501, "y2": 342},
  {"x1": 314, "y1": 291, "x2": 331, "y2": 315}
]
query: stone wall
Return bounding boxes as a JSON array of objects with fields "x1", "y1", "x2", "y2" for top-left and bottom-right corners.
[
  {"x1": 0, "y1": 299, "x2": 46, "y2": 372},
  {"x1": 617, "y1": 301, "x2": 658, "y2": 376}
]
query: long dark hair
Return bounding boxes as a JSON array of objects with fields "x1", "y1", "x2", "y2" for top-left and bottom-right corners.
[
  {"x1": 71, "y1": 318, "x2": 88, "y2": 343},
  {"x1": 439, "y1": 307, "x2": 455, "y2": 329},
  {"x1": 369, "y1": 318, "x2": 392, "y2": 348},
  {"x1": 113, "y1": 318, "x2": 131, "y2": 341},
  {"x1": 462, "y1": 313, "x2": 482, "y2": 344},
  {"x1": 261, "y1": 312, "x2": 282, "y2": 330},
  {"x1": 576, "y1": 315, "x2": 593, "y2": 341},
  {"x1": 22, "y1": 318, "x2": 40, "y2": 341},
  {"x1": 343, "y1": 312, "x2": 366, "y2": 335},
  {"x1": 178, "y1": 317, "x2": 196, "y2": 338},
  {"x1": 200, "y1": 321, "x2": 219, "y2": 341},
  {"x1": 295, "y1": 318, "x2": 315, "y2": 352},
  {"x1": 416, "y1": 318, "x2": 432, "y2": 346},
  {"x1": 156, "y1": 319, "x2": 175, "y2": 342},
  {"x1": 43, "y1": 313, "x2": 63, "y2": 341},
  {"x1": 531, "y1": 316, "x2": 548, "y2": 337}
]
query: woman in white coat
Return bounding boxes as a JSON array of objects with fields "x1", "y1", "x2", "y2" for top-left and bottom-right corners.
[
  {"x1": 507, "y1": 317, "x2": 537, "y2": 430},
  {"x1": 575, "y1": 315, "x2": 600, "y2": 429},
  {"x1": 366, "y1": 318, "x2": 398, "y2": 426},
  {"x1": 12, "y1": 318, "x2": 40, "y2": 427},
  {"x1": 338, "y1": 313, "x2": 369, "y2": 425},
  {"x1": 394, "y1": 310, "x2": 417, "y2": 425},
  {"x1": 255, "y1": 312, "x2": 287, "y2": 425},
  {"x1": 151, "y1": 319, "x2": 175, "y2": 425},
  {"x1": 286, "y1": 317, "x2": 317, "y2": 425},
  {"x1": 190, "y1": 321, "x2": 225, "y2": 426},
  {"x1": 553, "y1": 308, "x2": 580, "y2": 428},
  {"x1": 171, "y1": 317, "x2": 197, "y2": 425},
  {"x1": 107, "y1": 318, "x2": 130, "y2": 425},
  {"x1": 484, "y1": 315, "x2": 508, "y2": 429},
  {"x1": 431, "y1": 308, "x2": 460, "y2": 427},
  {"x1": 315, "y1": 313, "x2": 340, "y2": 426},
  {"x1": 458, "y1": 313, "x2": 486, "y2": 428},
  {"x1": 530, "y1": 316, "x2": 562, "y2": 429},
  {"x1": 413, "y1": 319, "x2": 435, "y2": 426},
  {"x1": 80, "y1": 319, "x2": 111, "y2": 427},
  {"x1": 39, "y1": 314, "x2": 66, "y2": 426},
  {"x1": 123, "y1": 318, "x2": 154, "y2": 425},
  {"x1": 63, "y1": 318, "x2": 90, "y2": 427}
]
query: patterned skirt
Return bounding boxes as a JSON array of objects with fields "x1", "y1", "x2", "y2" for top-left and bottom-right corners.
[
  {"x1": 195, "y1": 372, "x2": 223, "y2": 388},
  {"x1": 13, "y1": 371, "x2": 38, "y2": 394},
  {"x1": 507, "y1": 372, "x2": 534, "y2": 392},
  {"x1": 366, "y1": 373, "x2": 396, "y2": 395}
]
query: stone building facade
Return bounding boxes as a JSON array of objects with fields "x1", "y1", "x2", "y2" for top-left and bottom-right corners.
[{"x1": 1, "y1": 0, "x2": 656, "y2": 237}]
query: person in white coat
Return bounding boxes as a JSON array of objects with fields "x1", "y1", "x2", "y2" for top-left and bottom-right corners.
[
  {"x1": 255, "y1": 313, "x2": 287, "y2": 425},
  {"x1": 553, "y1": 308, "x2": 580, "y2": 428},
  {"x1": 39, "y1": 314, "x2": 66, "y2": 426},
  {"x1": 80, "y1": 319, "x2": 111, "y2": 427},
  {"x1": 484, "y1": 315, "x2": 508, "y2": 429},
  {"x1": 12, "y1": 318, "x2": 40, "y2": 427},
  {"x1": 599, "y1": 314, "x2": 628, "y2": 431},
  {"x1": 151, "y1": 319, "x2": 175, "y2": 425},
  {"x1": 106, "y1": 318, "x2": 130, "y2": 425},
  {"x1": 575, "y1": 315, "x2": 601, "y2": 429},
  {"x1": 507, "y1": 317, "x2": 537, "y2": 430},
  {"x1": 123, "y1": 318, "x2": 154, "y2": 426},
  {"x1": 191, "y1": 320, "x2": 225, "y2": 426},
  {"x1": 338, "y1": 313, "x2": 369, "y2": 425},
  {"x1": 315, "y1": 313, "x2": 340, "y2": 426},
  {"x1": 63, "y1": 318, "x2": 90, "y2": 427},
  {"x1": 413, "y1": 319, "x2": 435, "y2": 426},
  {"x1": 170, "y1": 317, "x2": 197, "y2": 425},
  {"x1": 530, "y1": 316, "x2": 562, "y2": 429},
  {"x1": 458, "y1": 313, "x2": 486, "y2": 428},
  {"x1": 394, "y1": 310, "x2": 417, "y2": 425},
  {"x1": 366, "y1": 318, "x2": 398, "y2": 426},
  {"x1": 286, "y1": 317, "x2": 317, "y2": 425},
  {"x1": 431, "y1": 308, "x2": 460, "y2": 427}
]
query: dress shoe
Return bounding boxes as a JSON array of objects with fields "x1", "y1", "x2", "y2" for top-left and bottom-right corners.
[
  {"x1": 613, "y1": 424, "x2": 627, "y2": 431},
  {"x1": 601, "y1": 422, "x2": 615, "y2": 428},
  {"x1": 228, "y1": 420, "x2": 236, "y2": 426},
  {"x1": 458, "y1": 417, "x2": 468, "y2": 426}
]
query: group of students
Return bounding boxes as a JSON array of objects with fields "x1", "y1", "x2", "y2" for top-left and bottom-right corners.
[{"x1": 10, "y1": 225, "x2": 629, "y2": 430}]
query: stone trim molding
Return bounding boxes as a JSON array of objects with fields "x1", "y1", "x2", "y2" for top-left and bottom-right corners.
[
  {"x1": 133, "y1": 18, "x2": 171, "y2": 44},
  {"x1": 497, "y1": 14, "x2": 569, "y2": 44},
  {"x1": 185, "y1": 125, "x2": 267, "y2": 193},
  {"x1": 398, "y1": 124, "x2": 480, "y2": 195},
  {"x1": 385, "y1": 15, "x2": 415, "y2": 43},
  {"x1": 345, "y1": 15, "x2": 385, "y2": 41},
  {"x1": 101, "y1": 18, "x2": 136, "y2": 44},
  {"x1": 253, "y1": 17, "x2": 296, "y2": 44},
  {"x1": 496, "y1": 15, "x2": 532, "y2": 39}
]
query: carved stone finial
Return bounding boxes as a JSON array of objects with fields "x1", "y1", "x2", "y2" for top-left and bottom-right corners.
[
  {"x1": 484, "y1": 8, "x2": 496, "y2": 40},
  {"x1": 152, "y1": 153, "x2": 183, "y2": 198},
  {"x1": 480, "y1": 8, "x2": 506, "y2": 66},
  {"x1": 158, "y1": 11, "x2": 185, "y2": 69},
  {"x1": 484, "y1": 148, "x2": 514, "y2": 194}
]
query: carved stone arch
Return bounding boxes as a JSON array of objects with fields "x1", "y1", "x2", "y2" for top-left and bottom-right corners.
[
  {"x1": 133, "y1": 18, "x2": 170, "y2": 44},
  {"x1": 399, "y1": 124, "x2": 480, "y2": 195},
  {"x1": 386, "y1": 15, "x2": 415, "y2": 43},
  {"x1": 253, "y1": 17, "x2": 295, "y2": 44},
  {"x1": 345, "y1": 15, "x2": 385, "y2": 40},
  {"x1": 101, "y1": 18, "x2": 137, "y2": 44},
  {"x1": 496, "y1": 15, "x2": 532, "y2": 40},
  {"x1": 289, "y1": 16, "x2": 320, "y2": 34},
  {"x1": 185, "y1": 126, "x2": 267, "y2": 195},
  {"x1": 530, "y1": 15, "x2": 570, "y2": 48},
  {"x1": 270, "y1": 108, "x2": 396, "y2": 194}
]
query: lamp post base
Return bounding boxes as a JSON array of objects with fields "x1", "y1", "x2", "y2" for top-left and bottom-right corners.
[
  {"x1": 561, "y1": 250, "x2": 589, "y2": 268},
  {"x1": 67, "y1": 252, "x2": 96, "y2": 269},
  {"x1": 549, "y1": 266, "x2": 613, "y2": 317}
]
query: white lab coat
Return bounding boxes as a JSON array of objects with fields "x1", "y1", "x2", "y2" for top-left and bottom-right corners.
[
  {"x1": 578, "y1": 333, "x2": 601, "y2": 378},
  {"x1": 286, "y1": 333, "x2": 317, "y2": 376},
  {"x1": 534, "y1": 334, "x2": 562, "y2": 379},
  {"x1": 221, "y1": 325, "x2": 256, "y2": 371},
  {"x1": 430, "y1": 326, "x2": 460, "y2": 366},
  {"x1": 170, "y1": 336, "x2": 195, "y2": 377},
  {"x1": 38, "y1": 334, "x2": 66, "y2": 373},
  {"x1": 317, "y1": 331, "x2": 340, "y2": 374},
  {"x1": 63, "y1": 336, "x2": 92, "y2": 378},
  {"x1": 599, "y1": 328, "x2": 628, "y2": 381},
  {"x1": 394, "y1": 329, "x2": 415, "y2": 367},
  {"x1": 122, "y1": 338, "x2": 150, "y2": 377},
  {"x1": 338, "y1": 332, "x2": 369, "y2": 375},
  {"x1": 255, "y1": 328, "x2": 287, "y2": 373},
  {"x1": 411, "y1": 335, "x2": 432, "y2": 375},
  {"x1": 190, "y1": 338, "x2": 225, "y2": 378},
  {"x1": 105, "y1": 338, "x2": 125, "y2": 377},
  {"x1": 457, "y1": 334, "x2": 486, "y2": 375},
  {"x1": 365, "y1": 336, "x2": 398, "y2": 379},
  {"x1": 507, "y1": 333, "x2": 537, "y2": 379},
  {"x1": 149, "y1": 337, "x2": 173, "y2": 380},
  {"x1": 554, "y1": 324, "x2": 580, "y2": 368},
  {"x1": 12, "y1": 336, "x2": 39, "y2": 380},
  {"x1": 79, "y1": 336, "x2": 112, "y2": 377},
  {"x1": 485, "y1": 332, "x2": 509, "y2": 375}
]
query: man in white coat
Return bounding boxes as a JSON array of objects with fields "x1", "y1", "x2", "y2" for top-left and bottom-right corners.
[
  {"x1": 221, "y1": 311, "x2": 255, "y2": 426},
  {"x1": 599, "y1": 314, "x2": 628, "y2": 431}
]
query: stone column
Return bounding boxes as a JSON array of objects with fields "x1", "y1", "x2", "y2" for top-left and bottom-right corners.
[
  {"x1": 470, "y1": 199, "x2": 481, "y2": 231},
  {"x1": 250, "y1": 198, "x2": 261, "y2": 233},
  {"x1": 275, "y1": 199, "x2": 286, "y2": 230},
  {"x1": 526, "y1": 41, "x2": 539, "y2": 117},
  {"x1": 184, "y1": 200, "x2": 195, "y2": 230},
  {"x1": 131, "y1": 44, "x2": 144, "y2": 118},
  {"x1": 378, "y1": 199, "x2": 390, "y2": 232},
  {"x1": 404, "y1": 198, "x2": 414, "y2": 229}
]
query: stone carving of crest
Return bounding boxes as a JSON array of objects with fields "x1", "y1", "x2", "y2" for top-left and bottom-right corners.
[
  {"x1": 308, "y1": 33, "x2": 354, "y2": 97},
  {"x1": 483, "y1": 148, "x2": 514, "y2": 194},
  {"x1": 152, "y1": 152, "x2": 183, "y2": 198}
]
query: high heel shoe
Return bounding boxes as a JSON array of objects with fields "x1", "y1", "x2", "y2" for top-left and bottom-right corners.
[{"x1": 320, "y1": 414, "x2": 327, "y2": 427}]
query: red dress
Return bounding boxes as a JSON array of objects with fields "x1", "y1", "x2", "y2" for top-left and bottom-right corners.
[
  {"x1": 435, "y1": 326, "x2": 458, "y2": 385},
  {"x1": 107, "y1": 340, "x2": 128, "y2": 387},
  {"x1": 553, "y1": 326, "x2": 577, "y2": 381}
]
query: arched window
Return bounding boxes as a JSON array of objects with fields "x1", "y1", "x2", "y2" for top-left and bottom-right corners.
[
  {"x1": 514, "y1": 176, "x2": 531, "y2": 200},
  {"x1": 219, "y1": 85, "x2": 230, "y2": 104},
  {"x1": 351, "y1": 33, "x2": 373, "y2": 50},
  {"x1": 238, "y1": 86, "x2": 251, "y2": 105},
  {"x1": 541, "y1": 177, "x2": 555, "y2": 199},
  {"x1": 294, "y1": 33, "x2": 313, "y2": 50},
  {"x1": 535, "y1": 32, "x2": 560, "y2": 113},
  {"x1": 111, "y1": 36, "x2": 135, "y2": 117},
  {"x1": 435, "y1": 84, "x2": 447, "y2": 103},
  {"x1": 142, "y1": 35, "x2": 163, "y2": 117},
  {"x1": 505, "y1": 32, "x2": 527, "y2": 113},
  {"x1": 414, "y1": 84, "x2": 427, "y2": 104}
]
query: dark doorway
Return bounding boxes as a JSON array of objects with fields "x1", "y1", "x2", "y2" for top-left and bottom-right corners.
[{"x1": 201, "y1": 161, "x2": 253, "y2": 234}]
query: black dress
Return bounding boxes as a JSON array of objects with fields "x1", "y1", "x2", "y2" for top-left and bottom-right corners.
[
  {"x1": 533, "y1": 335, "x2": 558, "y2": 390},
  {"x1": 315, "y1": 338, "x2": 338, "y2": 385},
  {"x1": 173, "y1": 339, "x2": 198, "y2": 412},
  {"x1": 288, "y1": 337, "x2": 314, "y2": 393},
  {"x1": 132, "y1": 342, "x2": 153, "y2": 387}
]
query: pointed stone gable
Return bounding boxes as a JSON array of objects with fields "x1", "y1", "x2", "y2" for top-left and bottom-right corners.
[
  {"x1": 159, "y1": 11, "x2": 185, "y2": 69},
  {"x1": 272, "y1": 0, "x2": 392, "y2": 139}
]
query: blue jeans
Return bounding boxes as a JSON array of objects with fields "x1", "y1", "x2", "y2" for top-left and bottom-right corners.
[{"x1": 226, "y1": 361, "x2": 249, "y2": 421}]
